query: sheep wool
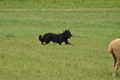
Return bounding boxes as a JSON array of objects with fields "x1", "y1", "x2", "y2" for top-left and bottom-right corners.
[{"x1": 108, "y1": 39, "x2": 120, "y2": 76}]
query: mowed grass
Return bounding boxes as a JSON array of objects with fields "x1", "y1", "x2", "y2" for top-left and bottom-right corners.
[
  {"x1": 0, "y1": 0, "x2": 120, "y2": 80},
  {"x1": 0, "y1": 0, "x2": 120, "y2": 9}
]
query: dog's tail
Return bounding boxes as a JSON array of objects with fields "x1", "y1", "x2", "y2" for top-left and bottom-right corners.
[{"x1": 39, "y1": 35, "x2": 43, "y2": 41}]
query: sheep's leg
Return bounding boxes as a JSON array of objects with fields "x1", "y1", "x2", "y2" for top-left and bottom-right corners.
[
  {"x1": 112, "y1": 53, "x2": 117, "y2": 68},
  {"x1": 113, "y1": 60, "x2": 120, "y2": 76}
]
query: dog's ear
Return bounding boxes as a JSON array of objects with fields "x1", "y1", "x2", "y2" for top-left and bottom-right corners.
[{"x1": 64, "y1": 29, "x2": 67, "y2": 32}]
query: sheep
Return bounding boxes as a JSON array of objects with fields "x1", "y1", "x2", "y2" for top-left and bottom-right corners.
[{"x1": 108, "y1": 39, "x2": 120, "y2": 76}]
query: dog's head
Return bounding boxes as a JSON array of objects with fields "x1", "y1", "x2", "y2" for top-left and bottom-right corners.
[{"x1": 63, "y1": 29, "x2": 72, "y2": 39}]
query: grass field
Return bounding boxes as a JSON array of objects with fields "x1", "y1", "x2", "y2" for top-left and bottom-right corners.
[{"x1": 0, "y1": 0, "x2": 120, "y2": 80}]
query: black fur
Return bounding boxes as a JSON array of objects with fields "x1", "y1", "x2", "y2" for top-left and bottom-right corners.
[{"x1": 39, "y1": 30, "x2": 72, "y2": 45}]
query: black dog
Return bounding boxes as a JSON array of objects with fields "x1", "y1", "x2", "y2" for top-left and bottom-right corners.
[{"x1": 39, "y1": 30, "x2": 72, "y2": 45}]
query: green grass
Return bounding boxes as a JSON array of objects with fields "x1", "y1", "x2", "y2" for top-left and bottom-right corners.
[
  {"x1": 0, "y1": 0, "x2": 120, "y2": 9},
  {"x1": 0, "y1": 0, "x2": 120, "y2": 80}
]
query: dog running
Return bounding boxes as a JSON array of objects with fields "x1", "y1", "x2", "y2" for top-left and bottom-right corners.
[{"x1": 39, "y1": 29, "x2": 72, "y2": 45}]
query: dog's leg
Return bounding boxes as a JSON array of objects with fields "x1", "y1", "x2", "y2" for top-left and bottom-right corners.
[
  {"x1": 65, "y1": 40, "x2": 69, "y2": 44},
  {"x1": 58, "y1": 42, "x2": 62, "y2": 45},
  {"x1": 45, "y1": 41, "x2": 50, "y2": 44},
  {"x1": 65, "y1": 40, "x2": 72, "y2": 45}
]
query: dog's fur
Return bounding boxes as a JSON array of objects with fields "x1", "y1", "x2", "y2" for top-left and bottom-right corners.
[{"x1": 39, "y1": 30, "x2": 72, "y2": 45}]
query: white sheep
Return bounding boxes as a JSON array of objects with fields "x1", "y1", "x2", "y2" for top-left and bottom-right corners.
[{"x1": 108, "y1": 39, "x2": 120, "y2": 76}]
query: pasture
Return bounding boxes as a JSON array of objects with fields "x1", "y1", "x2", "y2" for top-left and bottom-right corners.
[{"x1": 0, "y1": 0, "x2": 120, "y2": 80}]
